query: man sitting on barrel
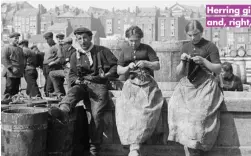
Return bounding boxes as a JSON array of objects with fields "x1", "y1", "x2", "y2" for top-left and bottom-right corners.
[{"x1": 49, "y1": 27, "x2": 118, "y2": 156}]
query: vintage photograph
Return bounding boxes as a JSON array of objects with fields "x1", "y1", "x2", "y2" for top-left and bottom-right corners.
[{"x1": 1, "y1": 0, "x2": 251, "y2": 156}]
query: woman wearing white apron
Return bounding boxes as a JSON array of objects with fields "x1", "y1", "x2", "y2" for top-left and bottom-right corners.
[
  {"x1": 168, "y1": 20, "x2": 224, "y2": 156},
  {"x1": 116, "y1": 26, "x2": 164, "y2": 156}
]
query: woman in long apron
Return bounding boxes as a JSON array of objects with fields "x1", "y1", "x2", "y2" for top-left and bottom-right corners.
[
  {"x1": 116, "y1": 26, "x2": 164, "y2": 156},
  {"x1": 168, "y1": 20, "x2": 224, "y2": 156}
]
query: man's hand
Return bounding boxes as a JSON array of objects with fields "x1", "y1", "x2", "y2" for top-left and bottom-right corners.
[
  {"x1": 65, "y1": 58, "x2": 69, "y2": 62},
  {"x1": 75, "y1": 79, "x2": 81, "y2": 85},
  {"x1": 48, "y1": 61, "x2": 55, "y2": 66},
  {"x1": 12, "y1": 67, "x2": 19, "y2": 74},
  {"x1": 65, "y1": 62, "x2": 70, "y2": 68}
]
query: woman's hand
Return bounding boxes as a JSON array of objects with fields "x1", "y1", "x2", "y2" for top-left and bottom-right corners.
[
  {"x1": 128, "y1": 62, "x2": 136, "y2": 69},
  {"x1": 180, "y1": 53, "x2": 191, "y2": 61},
  {"x1": 136, "y1": 60, "x2": 147, "y2": 68},
  {"x1": 191, "y1": 56, "x2": 205, "y2": 65}
]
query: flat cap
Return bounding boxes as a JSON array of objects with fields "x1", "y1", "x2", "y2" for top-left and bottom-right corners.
[
  {"x1": 18, "y1": 39, "x2": 29, "y2": 45},
  {"x1": 43, "y1": 32, "x2": 53, "y2": 39},
  {"x1": 74, "y1": 27, "x2": 93, "y2": 36},
  {"x1": 9, "y1": 32, "x2": 20, "y2": 38},
  {"x1": 63, "y1": 37, "x2": 73, "y2": 44},
  {"x1": 56, "y1": 33, "x2": 65, "y2": 39}
]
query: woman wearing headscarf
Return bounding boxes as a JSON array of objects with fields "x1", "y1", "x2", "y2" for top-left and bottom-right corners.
[
  {"x1": 116, "y1": 25, "x2": 163, "y2": 156},
  {"x1": 168, "y1": 20, "x2": 224, "y2": 156}
]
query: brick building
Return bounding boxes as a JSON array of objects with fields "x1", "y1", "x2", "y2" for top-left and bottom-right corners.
[
  {"x1": 40, "y1": 12, "x2": 57, "y2": 34},
  {"x1": 158, "y1": 15, "x2": 187, "y2": 41},
  {"x1": 47, "y1": 21, "x2": 73, "y2": 39},
  {"x1": 13, "y1": 8, "x2": 40, "y2": 37},
  {"x1": 135, "y1": 7, "x2": 160, "y2": 43},
  {"x1": 100, "y1": 12, "x2": 136, "y2": 37}
]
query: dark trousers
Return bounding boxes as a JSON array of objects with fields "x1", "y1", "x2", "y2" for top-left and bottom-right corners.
[
  {"x1": 43, "y1": 64, "x2": 62, "y2": 96},
  {"x1": 60, "y1": 82, "x2": 108, "y2": 155},
  {"x1": 184, "y1": 146, "x2": 205, "y2": 156},
  {"x1": 24, "y1": 69, "x2": 41, "y2": 97},
  {"x1": 4, "y1": 76, "x2": 21, "y2": 96},
  {"x1": 72, "y1": 106, "x2": 90, "y2": 156},
  {"x1": 49, "y1": 69, "x2": 68, "y2": 95}
]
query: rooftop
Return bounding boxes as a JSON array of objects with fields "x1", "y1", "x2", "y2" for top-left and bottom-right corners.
[
  {"x1": 15, "y1": 8, "x2": 38, "y2": 16},
  {"x1": 47, "y1": 22, "x2": 68, "y2": 31}
]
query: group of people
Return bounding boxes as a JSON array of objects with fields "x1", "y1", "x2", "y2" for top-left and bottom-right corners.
[
  {"x1": 2, "y1": 31, "x2": 78, "y2": 99},
  {"x1": 1, "y1": 20, "x2": 244, "y2": 156}
]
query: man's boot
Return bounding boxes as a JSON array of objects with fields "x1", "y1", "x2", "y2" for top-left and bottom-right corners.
[
  {"x1": 89, "y1": 143, "x2": 100, "y2": 156},
  {"x1": 48, "y1": 104, "x2": 70, "y2": 124}
]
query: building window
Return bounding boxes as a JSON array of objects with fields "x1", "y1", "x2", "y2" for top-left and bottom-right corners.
[
  {"x1": 22, "y1": 18, "x2": 25, "y2": 24},
  {"x1": 118, "y1": 26, "x2": 121, "y2": 30},
  {"x1": 238, "y1": 36, "x2": 245, "y2": 43},
  {"x1": 106, "y1": 19, "x2": 113, "y2": 34},
  {"x1": 118, "y1": 20, "x2": 120, "y2": 24},
  {"x1": 160, "y1": 19, "x2": 165, "y2": 37},
  {"x1": 26, "y1": 17, "x2": 29, "y2": 24},
  {"x1": 171, "y1": 19, "x2": 175, "y2": 28},
  {"x1": 171, "y1": 30, "x2": 175, "y2": 36}
]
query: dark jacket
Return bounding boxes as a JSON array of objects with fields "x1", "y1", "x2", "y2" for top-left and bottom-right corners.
[
  {"x1": 219, "y1": 74, "x2": 243, "y2": 91},
  {"x1": 23, "y1": 47, "x2": 37, "y2": 70},
  {"x1": 43, "y1": 41, "x2": 62, "y2": 65},
  {"x1": 60, "y1": 45, "x2": 76, "y2": 66},
  {"x1": 1, "y1": 44, "x2": 25, "y2": 77},
  {"x1": 69, "y1": 45, "x2": 118, "y2": 86}
]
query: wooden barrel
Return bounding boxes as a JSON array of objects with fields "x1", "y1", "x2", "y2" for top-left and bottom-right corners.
[
  {"x1": 1, "y1": 104, "x2": 10, "y2": 112},
  {"x1": 1, "y1": 107, "x2": 48, "y2": 156},
  {"x1": 47, "y1": 108, "x2": 76, "y2": 156},
  {"x1": 245, "y1": 57, "x2": 251, "y2": 84},
  {"x1": 230, "y1": 50, "x2": 237, "y2": 57}
]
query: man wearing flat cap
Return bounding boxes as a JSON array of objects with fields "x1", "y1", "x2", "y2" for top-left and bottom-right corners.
[
  {"x1": 42, "y1": 32, "x2": 64, "y2": 96},
  {"x1": 1, "y1": 32, "x2": 25, "y2": 99},
  {"x1": 19, "y1": 40, "x2": 41, "y2": 97},
  {"x1": 49, "y1": 37, "x2": 76, "y2": 96},
  {"x1": 30, "y1": 45, "x2": 44, "y2": 70},
  {"x1": 49, "y1": 27, "x2": 118, "y2": 156}
]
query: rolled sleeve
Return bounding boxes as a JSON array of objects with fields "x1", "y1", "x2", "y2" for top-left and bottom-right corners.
[
  {"x1": 147, "y1": 45, "x2": 159, "y2": 62},
  {"x1": 117, "y1": 50, "x2": 125, "y2": 66},
  {"x1": 208, "y1": 43, "x2": 221, "y2": 64}
]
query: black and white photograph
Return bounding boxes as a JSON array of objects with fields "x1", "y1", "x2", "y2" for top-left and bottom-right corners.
[{"x1": 1, "y1": 0, "x2": 251, "y2": 156}]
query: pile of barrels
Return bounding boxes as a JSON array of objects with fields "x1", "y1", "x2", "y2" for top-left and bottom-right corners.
[{"x1": 1, "y1": 99, "x2": 86, "y2": 156}]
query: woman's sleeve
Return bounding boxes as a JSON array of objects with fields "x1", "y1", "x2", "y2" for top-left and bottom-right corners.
[
  {"x1": 208, "y1": 43, "x2": 221, "y2": 64},
  {"x1": 117, "y1": 50, "x2": 125, "y2": 66},
  {"x1": 147, "y1": 45, "x2": 159, "y2": 62}
]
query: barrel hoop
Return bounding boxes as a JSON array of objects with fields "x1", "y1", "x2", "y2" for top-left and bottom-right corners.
[{"x1": 1, "y1": 124, "x2": 48, "y2": 131}]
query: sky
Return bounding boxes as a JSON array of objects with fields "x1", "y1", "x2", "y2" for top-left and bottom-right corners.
[{"x1": 2, "y1": 0, "x2": 251, "y2": 11}]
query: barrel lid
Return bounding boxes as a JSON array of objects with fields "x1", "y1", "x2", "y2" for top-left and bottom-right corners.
[
  {"x1": 237, "y1": 47, "x2": 246, "y2": 57},
  {"x1": 31, "y1": 99, "x2": 48, "y2": 104},
  {"x1": 1, "y1": 104, "x2": 11, "y2": 111}
]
